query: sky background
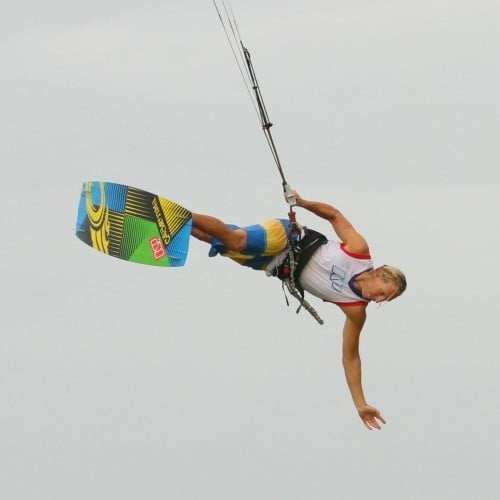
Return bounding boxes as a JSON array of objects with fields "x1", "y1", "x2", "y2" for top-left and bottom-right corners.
[{"x1": 1, "y1": 1, "x2": 499, "y2": 499}]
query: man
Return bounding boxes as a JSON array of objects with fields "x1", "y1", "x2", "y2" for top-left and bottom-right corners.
[{"x1": 191, "y1": 191, "x2": 407, "y2": 430}]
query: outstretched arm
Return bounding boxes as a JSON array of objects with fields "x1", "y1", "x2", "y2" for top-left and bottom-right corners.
[
  {"x1": 341, "y1": 305, "x2": 386, "y2": 430},
  {"x1": 293, "y1": 192, "x2": 369, "y2": 255}
]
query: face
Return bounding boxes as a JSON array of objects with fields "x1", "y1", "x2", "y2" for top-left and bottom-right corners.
[{"x1": 363, "y1": 276, "x2": 399, "y2": 303}]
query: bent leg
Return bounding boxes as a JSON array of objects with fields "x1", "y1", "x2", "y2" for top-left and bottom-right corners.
[
  {"x1": 191, "y1": 226, "x2": 212, "y2": 243},
  {"x1": 192, "y1": 213, "x2": 247, "y2": 251}
]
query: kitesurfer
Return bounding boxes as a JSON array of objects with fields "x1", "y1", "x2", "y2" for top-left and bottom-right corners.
[{"x1": 191, "y1": 191, "x2": 406, "y2": 430}]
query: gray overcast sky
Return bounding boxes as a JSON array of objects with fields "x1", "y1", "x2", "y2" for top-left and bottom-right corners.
[{"x1": 1, "y1": 1, "x2": 499, "y2": 499}]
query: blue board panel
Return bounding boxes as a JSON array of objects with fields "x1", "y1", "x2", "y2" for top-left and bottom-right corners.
[{"x1": 76, "y1": 181, "x2": 192, "y2": 267}]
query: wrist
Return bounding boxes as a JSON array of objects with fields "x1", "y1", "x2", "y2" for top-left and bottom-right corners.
[
  {"x1": 355, "y1": 400, "x2": 367, "y2": 410},
  {"x1": 296, "y1": 197, "x2": 307, "y2": 208}
]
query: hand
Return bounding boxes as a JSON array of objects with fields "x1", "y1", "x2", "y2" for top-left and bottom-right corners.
[
  {"x1": 283, "y1": 184, "x2": 297, "y2": 206},
  {"x1": 357, "y1": 404, "x2": 386, "y2": 430}
]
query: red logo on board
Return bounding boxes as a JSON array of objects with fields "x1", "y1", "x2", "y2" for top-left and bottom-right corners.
[{"x1": 149, "y1": 237, "x2": 166, "y2": 260}]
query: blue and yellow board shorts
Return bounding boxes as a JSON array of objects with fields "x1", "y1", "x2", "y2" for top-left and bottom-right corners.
[{"x1": 209, "y1": 218, "x2": 293, "y2": 270}]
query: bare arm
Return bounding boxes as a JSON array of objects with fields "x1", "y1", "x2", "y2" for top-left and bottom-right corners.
[
  {"x1": 341, "y1": 305, "x2": 386, "y2": 430},
  {"x1": 294, "y1": 192, "x2": 369, "y2": 255}
]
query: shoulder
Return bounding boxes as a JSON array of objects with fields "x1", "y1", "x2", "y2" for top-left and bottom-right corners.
[
  {"x1": 339, "y1": 242, "x2": 371, "y2": 260},
  {"x1": 339, "y1": 303, "x2": 367, "y2": 323},
  {"x1": 342, "y1": 234, "x2": 370, "y2": 257}
]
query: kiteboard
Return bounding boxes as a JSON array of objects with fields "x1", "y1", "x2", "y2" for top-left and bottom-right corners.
[{"x1": 75, "y1": 181, "x2": 192, "y2": 267}]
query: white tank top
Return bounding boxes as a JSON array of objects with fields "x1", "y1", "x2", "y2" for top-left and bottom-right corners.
[{"x1": 299, "y1": 240, "x2": 373, "y2": 306}]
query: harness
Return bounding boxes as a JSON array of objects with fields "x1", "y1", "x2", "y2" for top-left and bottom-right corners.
[{"x1": 268, "y1": 221, "x2": 327, "y2": 325}]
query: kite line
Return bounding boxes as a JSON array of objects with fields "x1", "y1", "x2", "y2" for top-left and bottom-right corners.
[
  {"x1": 211, "y1": 0, "x2": 324, "y2": 324},
  {"x1": 211, "y1": 0, "x2": 296, "y2": 207}
]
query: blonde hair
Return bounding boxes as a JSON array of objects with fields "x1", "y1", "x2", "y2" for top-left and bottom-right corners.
[{"x1": 376, "y1": 265, "x2": 407, "y2": 298}]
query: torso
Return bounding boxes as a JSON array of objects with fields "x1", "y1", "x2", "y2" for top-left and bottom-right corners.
[{"x1": 298, "y1": 240, "x2": 373, "y2": 306}]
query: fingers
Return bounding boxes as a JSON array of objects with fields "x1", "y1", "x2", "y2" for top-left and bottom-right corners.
[
  {"x1": 363, "y1": 417, "x2": 382, "y2": 430},
  {"x1": 361, "y1": 411, "x2": 386, "y2": 430},
  {"x1": 377, "y1": 413, "x2": 387, "y2": 425}
]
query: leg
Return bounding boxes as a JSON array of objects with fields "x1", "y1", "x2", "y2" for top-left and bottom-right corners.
[
  {"x1": 191, "y1": 226, "x2": 212, "y2": 243},
  {"x1": 192, "y1": 213, "x2": 247, "y2": 252}
]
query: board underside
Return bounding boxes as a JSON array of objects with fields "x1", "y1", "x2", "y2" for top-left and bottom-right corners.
[{"x1": 76, "y1": 181, "x2": 192, "y2": 267}]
